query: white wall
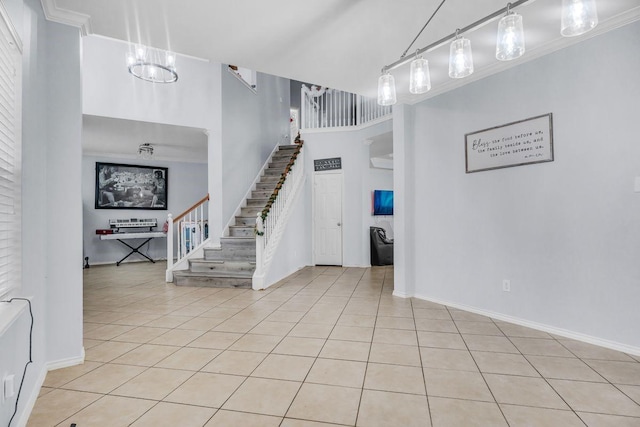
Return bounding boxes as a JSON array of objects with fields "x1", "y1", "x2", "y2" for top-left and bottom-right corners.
[
  {"x1": 82, "y1": 35, "x2": 218, "y2": 130},
  {"x1": 264, "y1": 177, "x2": 311, "y2": 285},
  {"x1": 1, "y1": 0, "x2": 83, "y2": 425},
  {"x1": 400, "y1": 22, "x2": 640, "y2": 350},
  {"x1": 302, "y1": 120, "x2": 393, "y2": 267},
  {"x1": 82, "y1": 156, "x2": 208, "y2": 265},
  {"x1": 220, "y1": 67, "x2": 290, "y2": 225}
]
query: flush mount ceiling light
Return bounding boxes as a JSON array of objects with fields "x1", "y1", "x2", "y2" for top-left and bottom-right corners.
[
  {"x1": 138, "y1": 143, "x2": 154, "y2": 159},
  {"x1": 377, "y1": 0, "x2": 599, "y2": 105},
  {"x1": 126, "y1": 44, "x2": 178, "y2": 83}
]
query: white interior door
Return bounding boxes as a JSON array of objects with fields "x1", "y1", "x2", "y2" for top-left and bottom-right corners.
[{"x1": 314, "y1": 172, "x2": 343, "y2": 265}]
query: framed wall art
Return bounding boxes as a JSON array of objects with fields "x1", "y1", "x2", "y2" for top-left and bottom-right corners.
[
  {"x1": 465, "y1": 113, "x2": 554, "y2": 173},
  {"x1": 95, "y1": 162, "x2": 168, "y2": 210}
]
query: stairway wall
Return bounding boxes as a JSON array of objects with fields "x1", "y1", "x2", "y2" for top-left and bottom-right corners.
[
  {"x1": 220, "y1": 67, "x2": 291, "y2": 228},
  {"x1": 263, "y1": 175, "x2": 311, "y2": 286}
]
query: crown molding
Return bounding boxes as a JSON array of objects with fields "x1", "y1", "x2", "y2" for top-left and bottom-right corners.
[{"x1": 40, "y1": 0, "x2": 92, "y2": 36}]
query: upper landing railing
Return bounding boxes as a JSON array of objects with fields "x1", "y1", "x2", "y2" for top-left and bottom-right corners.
[{"x1": 300, "y1": 84, "x2": 391, "y2": 130}]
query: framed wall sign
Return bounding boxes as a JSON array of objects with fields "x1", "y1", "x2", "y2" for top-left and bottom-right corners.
[
  {"x1": 314, "y1": 157, "x2": 342, "y2": 171},
  {"x1": 465, "y1": 113, "x2": 554, "y2": 173},
  {"x1": 95, "y1": 162, "x2": 168, "y2": 210}
]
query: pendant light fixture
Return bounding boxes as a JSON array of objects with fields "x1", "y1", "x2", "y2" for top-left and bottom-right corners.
[
  {"x1": 561, "y1": 0, "x2": 598, "y2": 37},
  {"x1": 409, "y1": 52, "x2": 431, "y2": 94},
  {"x1": 449, "y1": 30, "x2": 474, "y2": 79},
  {"x1": 126, "y1": 44, "x2": 178, "y2": 83},
  {"x1": 376, "y1": 0, "x2": 598, "y2": 102},
  {"x1": 496, "y1": 3, "x2": 525, "y2": 61},
  {"x1": 377, "y1": 69, "x2": 397, "y2": 106}
]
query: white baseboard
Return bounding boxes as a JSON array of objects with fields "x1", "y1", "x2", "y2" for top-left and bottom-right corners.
[
  {"x1": 14, "y1": 348, "x2": 85, "y2": 427},
  {"x1": 46, "y1": 347, "x2": 85, "y2": 371},
  {"x1": 392, "y1": 290, "x2": 411, "y2": 298},
  {"x1": 413, "y1": 293, "x2": 640, "y2": 357},
  {"x1": 14, "y1": 365, "x2": 47, "y2": 427}
]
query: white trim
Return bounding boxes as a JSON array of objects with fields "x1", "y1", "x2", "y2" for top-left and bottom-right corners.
[
  {"x1": 404, "y1": 6, "x2": 640, "y2": 105},
  {"x1": 45, "y1": 348, "x2": 85, "y2": 371},
  {"x1": 14, "y1": 349, "x2": 84, "y2": 427},
  {"x1": 14, "y1": 365, "x2": 46, "y2": 427},
  {"x1": 311, "y1": 170, "x2": 344, "y2": 267},
  {"x1": 392, "y1": 290, "x2": 411, "y2": 298},
  {"x1": 40, "y1": 0, "x2": 92, "y2": 36},
  {"x1": 227, "y1": 66, "x2": 257, "y2": 94},
  {"x1": 302, "y1": 115, "x2": 392, "y2": 135},
  {"x1": 0, "y1": 298, "x2": 28, "y2": 337},
  {"x1": 165, "y1": 239, "x2": 208, "y2": 282},
  {"x1": 413, "y1": 293, "x2": 640, "y2": 357},
  {"x1": 0, "y1": 1, "x2": 22, "y2": 52}
]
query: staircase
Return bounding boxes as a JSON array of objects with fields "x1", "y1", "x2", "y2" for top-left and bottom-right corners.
[{"x1": 172, "y1": 145, "x2": 298, "y2": 288}]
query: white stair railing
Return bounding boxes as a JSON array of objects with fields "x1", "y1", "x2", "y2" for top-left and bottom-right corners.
[
  {"x1": 301, "y1": 84, "x2": 391, "y2": 130},
  {"x1": 166, "y1": 194, "x2": 209, "y2": 281},
  {"x1": 254, "y1": 142, "x2": 305, "y2": 289}
]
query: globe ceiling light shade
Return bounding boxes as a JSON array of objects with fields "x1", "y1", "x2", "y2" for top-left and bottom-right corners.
[
  {"x1": 138, "y1": 143, "x2": 154, "y2": 159},
  {"x1": 561, "y1": 0, "x2": 598, "y2": 37},
  {"x1": 126, "y1": 44, "x2": 178, "y2": 83},
  {"x1": 377, "y1": 71, "x2": 397, "y2": 106},
  {"x1": 496, "y1": 10, "x2": 525, "y2": 61},
  {"x1": 409, "y1": 55, "x2": 431, "y2": 94},
  {"x1": 449, "y1": 34, "x2": 474, "y2": 79}
]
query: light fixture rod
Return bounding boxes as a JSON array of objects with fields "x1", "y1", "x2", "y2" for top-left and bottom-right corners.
[
  {"x1": 400, "y1": 0, "x2": 448, "y2": 59},
  {"x1": 385, "y1": 0, "x2": 532, "y2": 73}
]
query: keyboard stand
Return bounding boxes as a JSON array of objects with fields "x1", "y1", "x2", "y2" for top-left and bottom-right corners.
[{"x1": 99, "y1": 231, "x2": 167, "y2": 266}]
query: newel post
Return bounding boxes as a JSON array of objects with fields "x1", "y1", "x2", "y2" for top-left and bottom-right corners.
[
  {"x1": 255, "y1": 213, "x2": 264, "y2": 278},
  {"x1": 166, "y1": 213, "x2": 174, "y2": 282}
]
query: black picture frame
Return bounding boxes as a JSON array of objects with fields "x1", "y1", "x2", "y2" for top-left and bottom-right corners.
[{"x1": 95, "y1": 162, "x2": 168, "y2": 210}]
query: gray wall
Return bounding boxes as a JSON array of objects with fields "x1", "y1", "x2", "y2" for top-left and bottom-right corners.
[
  {"x1": 82, "y1": 156, "x2": 208, "y2": 265},
  {"x1": 220, "y1": 67, "x2": 291, "y2": 225},
  {"x1": 1, "y1": 0, "x2": 83, "y2": 425},
  {"x1": 397, "y1": 21, "x2": 640, "y2": 350}
]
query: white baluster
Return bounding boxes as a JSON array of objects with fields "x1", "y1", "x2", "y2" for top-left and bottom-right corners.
[{"x1": 166, "y1": 213, "x2": 174, "y2": 275}]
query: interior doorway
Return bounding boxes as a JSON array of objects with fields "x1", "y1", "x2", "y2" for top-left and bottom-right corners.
[{"x1": 313, "y1": 171, "x2": 343, "y2": 266}]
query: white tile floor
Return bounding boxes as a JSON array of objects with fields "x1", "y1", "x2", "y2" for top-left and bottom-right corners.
[{"x1": 28, "y1": 262, "x2": 640, "y2": 426}]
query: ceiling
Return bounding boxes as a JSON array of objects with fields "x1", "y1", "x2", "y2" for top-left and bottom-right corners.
[
  {"x1": 83, "y1": 115, "x2": 208, "y2": 163},
  {"x1": 45, "y1": 1, "x2": 639, "y2": 164},
  {"x1": 43, "y1": 0, "x2": 640, "y2": 104}
]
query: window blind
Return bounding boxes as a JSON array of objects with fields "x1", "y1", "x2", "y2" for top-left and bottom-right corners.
[{"x1": 0, "y1": 3, "x2": 21, "y2": 298}]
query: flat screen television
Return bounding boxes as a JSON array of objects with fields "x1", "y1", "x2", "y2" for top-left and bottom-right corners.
[{"x1": 373, "y1": 190, "x2": 393, "y2": 216}]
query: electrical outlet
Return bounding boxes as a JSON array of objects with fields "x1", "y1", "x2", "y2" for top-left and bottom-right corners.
[
  {"x1": 3, "y1": 374, "x2": 15, "y2": 402},
  {"x1": 502, "y1": 279, "x2": 511, "y2": 292}
]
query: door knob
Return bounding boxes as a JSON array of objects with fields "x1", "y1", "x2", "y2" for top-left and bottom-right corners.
[{"x1": 337, "y1": 222, "x2": 341, "y2": 226}]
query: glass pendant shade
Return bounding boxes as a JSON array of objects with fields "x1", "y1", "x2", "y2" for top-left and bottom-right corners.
[
  {"x1": 409, "y1": 57, "x2": 431, "y2": 94},
  {"x1": 377, "y1": 72, "x2": 397, "y2": 106},
  {"x1": 496, "y1": 13, "x2": 525, "y2": 61},
  {"x1": 165, "y1": 51, "x2": 176, "y2": 70},
  {"x1": 561, "y1": 0, "x2": 598, "y2": 37},
  {"x1": 449, "y1": 37, "x2": 474, "y2": 79},
  {"x1": 135, "y1": 45, "x2": 147, "y2": 61}
]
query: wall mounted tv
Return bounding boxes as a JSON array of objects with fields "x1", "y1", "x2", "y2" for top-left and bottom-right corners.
[{"x1": 372, "y1": 190, "x2": 393, "y2": 216}]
